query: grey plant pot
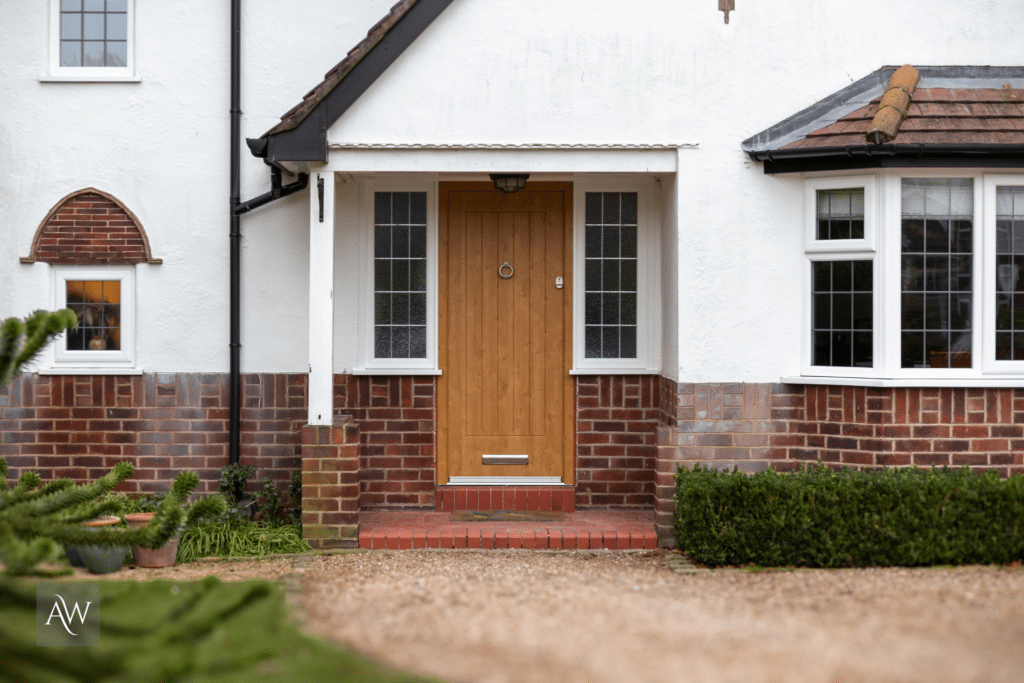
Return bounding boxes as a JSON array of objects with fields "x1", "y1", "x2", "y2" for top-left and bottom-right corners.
[
  {"x1": 63, "y1": 544, "x2": 85, "y2": 567},
  {"x1": 78, "y1": 544, "x2": 129, "y2": 574}
]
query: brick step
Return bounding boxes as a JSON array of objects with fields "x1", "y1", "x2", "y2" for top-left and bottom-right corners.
[
  {"x1": 358, "y1": 509, "x2": 656, "y2": 550},
  {"x1": 436, "y1": 486, "x2": 576, "y2": 512}
]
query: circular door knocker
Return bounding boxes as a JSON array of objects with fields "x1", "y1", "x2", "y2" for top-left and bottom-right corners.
[{"x1": 499, "y1": 262, "x2": 514, "y2": 279}]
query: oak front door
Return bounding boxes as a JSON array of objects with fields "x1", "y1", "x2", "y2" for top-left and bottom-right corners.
[{"x1": 439, "y1": 183, "x2": 573, "y2": 483}]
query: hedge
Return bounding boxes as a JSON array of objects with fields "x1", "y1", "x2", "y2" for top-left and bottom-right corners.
[{"x1": 674, "y1": 463, "x2": 1024, "y2": 567}]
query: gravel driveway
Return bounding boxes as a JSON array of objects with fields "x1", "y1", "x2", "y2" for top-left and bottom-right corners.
[
  {"x1": 73, "y1": 549, "x2": 1024, "y2": 683},
  {"x1": 296, "y1": 550, "x2": 1024, "y2": 683}
]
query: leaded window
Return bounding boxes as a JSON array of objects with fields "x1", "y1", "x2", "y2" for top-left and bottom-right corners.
[
  {"x1": 900, "y1": 178, "x2": 974, "y2": 368},
  {"x1": 65, "y1": 280, "x2": 121, "y2": 351},
  {"x1": 584, "y1": 192, "x2": 638, "y2": 359},
  {"x1": 995, "y1": 186, "x2": 1024, "y2": 360},
  {"x1": 817, "y1": 188, "x2": 865, "y2": 240},
  {"x1": 59, "y1": 0, "x2": 128, "y2": 68},
  {"x1": 374, "y1": 192, "x2": 428, "y2": 359},
  {"x1": 812, "y1": 261, "x2": 872, "y2": 367}
]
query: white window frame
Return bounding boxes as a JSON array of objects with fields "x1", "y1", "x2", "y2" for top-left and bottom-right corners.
[
  {"x1": 570, "y1": 180, "x2": 660, "y2": 374},
  {"x1": 804, "y1": 175, "x2": 877, "y2": 253},
  {"x1": 45, "y1": 266, "x2": 137, "y2": 373},
  {"x1": 354, "y1": 182, "x2": 439, "y2": 375},
  {"x1": 796, "y1": 169, "x2": 1024, "y2": 386},
  {"x1": 43, "y1": 0, "x2": 139, "y2": 83}
]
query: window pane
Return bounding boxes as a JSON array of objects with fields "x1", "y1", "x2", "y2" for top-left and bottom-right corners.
[
  {"x1": 901, "y1": 178, "x2": 973, "y2": 368},
  {"x1": 106, "y1": 41, "x2": 126, "y2": 67},
  {"x1": 584, "y1": 192, "x2": 639, "y2": 359},
  {"x1": 373, "y1": 192, "x2": 428, "y2": 358},
  {"x1": 82, "y1": 41, "x2": 105, "y2": 66},
  {"x1": 60, "y1": 14, "x2": 81, "y2": 39},
  {"x1": 83, "y1": 0, "x2": 104, "y2": 10},
  {"x1": 60, "y1": 41, "x2": 81, "y2": 67},
  {"x1": 995, "y1": 186, "x2": 1024, "y2": 360},
  {"x1": 106, "y1": 13, "x2": 127, "y2": 40},
  {"x1": 65, "y1": 279, "x2": 121, "y2": 352},
  {"x1": 61, "y1": 0, "x2": 82, "y2": 10},
  {"x1": 816, "y1": 188, "x2": 865, "y2": 241},
  {"x1": 811, "y1": 261, "x2": 873, "y2": 368},
  {"x1": 83, "y1": 13, "x2": 104, "y2": 39},
  {"x1": 108, "y1": 0, "x2": 128, "y2": 9}
]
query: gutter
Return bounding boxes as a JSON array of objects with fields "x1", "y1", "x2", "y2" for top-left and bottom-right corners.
[
  {"x1": 228, "y1": 0, "x2": 309, "y2": 467},
  {"x1": 746, "y1": 143, "x2": 1024, "y2": 174}
]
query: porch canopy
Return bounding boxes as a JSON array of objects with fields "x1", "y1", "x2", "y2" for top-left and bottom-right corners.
[{"x1": 247, "y1": 0, "x2": 687, "y2": 425}]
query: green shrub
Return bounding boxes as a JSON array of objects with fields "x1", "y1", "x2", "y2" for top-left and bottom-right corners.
[
  {"x1": 177, "y1": 519, "x2": 310, "y2": 563},
  {"x1": 674, "y1": 463, "x2": 1024, "y2": 568}
]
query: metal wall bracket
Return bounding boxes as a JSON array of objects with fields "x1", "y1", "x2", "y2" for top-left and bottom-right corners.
[{"x1": 317, "y1": 176, "x2": 324, "y2": 222}]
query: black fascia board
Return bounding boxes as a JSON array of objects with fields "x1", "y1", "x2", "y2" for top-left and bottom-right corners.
[
  {"x1": 748, "y1": 144, "x2": 1024, "y2": 174},
  {"x1": 264, "y1": 0, "x2": 454, "y2": 164}
]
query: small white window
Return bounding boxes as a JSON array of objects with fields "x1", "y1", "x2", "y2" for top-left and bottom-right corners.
[
  {"x1": 45, "y1": 0, "x2": 137, "y2": 82},
  {"x1": 571, "y1": 182, "x2": 659, "y2": 374},
  {"x1": 47, "y1": 267, "x2": 136, "y2": 373},
  {"x1": 355, "y1": 184, "x2": 439, "y2": 374},
  {"x1": 804, "y1": 176, "x2": 876, "y2": 252}
]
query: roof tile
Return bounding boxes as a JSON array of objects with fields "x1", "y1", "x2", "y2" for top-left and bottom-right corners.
[{"x1": 783, "y1": 84, "x2": 1024, "y2": 150}]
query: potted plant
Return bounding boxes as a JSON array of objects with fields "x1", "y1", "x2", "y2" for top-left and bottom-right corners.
[
  {"x1": 219, "y1": 463, "x2": 258, "y2": 520},
  {"x1": 123, "y1": 495, "x2": 225, "y2": 568},
  {"x1": 75, "y1": 515, "x2": 129, "y2": 574}
]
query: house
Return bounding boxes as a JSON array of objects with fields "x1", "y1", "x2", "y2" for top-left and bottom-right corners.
[{"x1": 2, "y1": 0, "x2": 1023, "y2": 547}]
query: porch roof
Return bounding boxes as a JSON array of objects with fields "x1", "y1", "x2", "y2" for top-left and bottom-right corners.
[
  {"x1": 743, "y1": 66, "x2": 1024, "y2": 174},
  {"x1": 247, "y1": 0, "x2": 454, "y2": 165}
]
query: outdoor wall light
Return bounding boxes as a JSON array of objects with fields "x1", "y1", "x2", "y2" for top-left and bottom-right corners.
[{"x1": 490, "y1": 174, "x2": 530, "y2": 194}]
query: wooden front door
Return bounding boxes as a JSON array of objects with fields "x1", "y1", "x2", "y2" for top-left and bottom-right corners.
[{"x1": 439, "y1": 183, "x2": 573, "y2": 483}]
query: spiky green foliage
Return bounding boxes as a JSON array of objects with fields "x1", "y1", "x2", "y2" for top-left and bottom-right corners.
[
  {"x1": 0, "y1": 309, "x2": 77, "y2": 388},
  {"x1": 0, "y1": 458, "x2": 226, "y2": 576}
]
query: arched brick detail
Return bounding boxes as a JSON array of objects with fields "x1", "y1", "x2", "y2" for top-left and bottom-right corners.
[{"x1": 21, "y1": 188, "x2": 162, "y2": 265}]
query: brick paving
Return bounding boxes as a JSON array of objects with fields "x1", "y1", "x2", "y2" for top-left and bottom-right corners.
[{"x1": 357, "y1": 509, "x2": 657, "y2": 550}]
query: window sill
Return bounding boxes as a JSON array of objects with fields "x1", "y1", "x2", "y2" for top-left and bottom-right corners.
[
  {"x1": 570, "y1": 368, "x2": 660, "y2": 375},
  {"x1": 350, "y1": 367, "x2": 442, "y2": 376},
  {"x1": 38, "y1": 367, "x2": 143, "y2": 376},
  {"x1": 39, "y1": 74, "x2": 141, "y2": 83},
  {"x1": 783, "y1": 375, "x2": 1024, "y2": 388}
]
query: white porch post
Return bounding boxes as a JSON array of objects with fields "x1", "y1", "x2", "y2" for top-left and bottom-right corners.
[{"x1": 308, "y1": 170, "x2": 335, "y2": 425}]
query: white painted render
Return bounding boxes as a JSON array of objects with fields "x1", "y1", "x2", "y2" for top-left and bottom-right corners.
[{"x1": 2, "y1": 0, "x2": 1021, "y2": 382}]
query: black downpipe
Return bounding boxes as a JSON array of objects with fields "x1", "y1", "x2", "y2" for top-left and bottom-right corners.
[
  {"x1": 229, "y1": 1, "x2": 311, "y2": 471},
  {"x1": 229, "y1": 0, "x2": 242, "y2": 466}
]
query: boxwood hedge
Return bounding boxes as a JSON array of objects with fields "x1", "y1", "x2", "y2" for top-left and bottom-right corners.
[{"x1": 674, "y1": 463, "x2": 1024, "y2": 567}]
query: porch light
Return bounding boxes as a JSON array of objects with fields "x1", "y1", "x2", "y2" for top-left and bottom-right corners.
[{"x1": 490, "y1": 174, "x2": 530, "y2": 194}]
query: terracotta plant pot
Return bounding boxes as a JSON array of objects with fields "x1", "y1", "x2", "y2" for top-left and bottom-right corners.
[
  {"x1": 76, "y1": 516, "x2": 129, "y2": 574},
  {"x1": 124, "y1": 512, "x2": 179, "y2": 568}
]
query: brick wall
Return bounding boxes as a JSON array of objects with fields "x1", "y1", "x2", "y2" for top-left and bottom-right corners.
[
  {"x1": 575, "y1": 375, "x2": 659, "y2": 508},
  {"x1": 654, "y1": 382, "x2": 1024, "y2": 541},
  {"x1": 334, "y1": 375, "x2": 437, "y2": 508},
  {"x1": 26, "y1": 190, "x2": 158, "y2": 265}
]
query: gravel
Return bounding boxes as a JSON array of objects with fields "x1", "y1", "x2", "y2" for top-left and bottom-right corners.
[{"x1": 55, "y1": 550, "x2": 1024, "y2": 682}]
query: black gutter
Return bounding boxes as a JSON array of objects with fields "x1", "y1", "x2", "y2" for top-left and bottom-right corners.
[
  {"x1": 746, "y1": 143, "x2": 1024, "y2": 174},
  {"x1": 229, "y1": 2, "x2": 310, "y2": 468}
]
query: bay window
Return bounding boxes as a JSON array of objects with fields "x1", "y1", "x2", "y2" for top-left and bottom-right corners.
[{"x1": 803, "y1": 171, "x2": 1024, "y2": 383}]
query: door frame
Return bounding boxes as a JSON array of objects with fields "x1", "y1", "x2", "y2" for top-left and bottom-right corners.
[{"x1": 437, "y1": 181, "x2": 575, "y2": 485}]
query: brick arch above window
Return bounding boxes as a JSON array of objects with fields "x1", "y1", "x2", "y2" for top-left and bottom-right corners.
[{"x1": 20, "y1": 188, "x2": 162, "y2": 265}]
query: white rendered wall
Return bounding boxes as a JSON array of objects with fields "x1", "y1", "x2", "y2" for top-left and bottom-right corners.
[{"x1": 3, "y1": 1, "x2": 1021, "y2": 381}]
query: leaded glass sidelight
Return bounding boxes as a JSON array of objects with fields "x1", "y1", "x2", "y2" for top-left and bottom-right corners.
[
  {"x1": 816, "y1": 188, "x2": 865, "y2": 240},
  {"x1": 59, "y1": 0, "x2": 128, "y2": 67},
  {"x1": 584, "y1": 192, "x2": 638, "y2": 359},
  {"x1": 812, "y1": 261, "x2": 873, "y2": 367},
  {"x1": 65, "y1": 280, "x2": 121, "y2": 351},
  {"x1": 995, "y1": 186, "x2": 1024, "y2": 360},
  {"x1": 374, "y1": 192, "x2": 428, "y2": 359},
  {"x1": 900, "y1": 178, "x2": 974, "y2": 369}
]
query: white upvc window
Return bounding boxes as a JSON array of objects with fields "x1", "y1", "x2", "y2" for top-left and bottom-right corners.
[
  {"x1": 45, "y1": 0, "x2": 138, "y2": 82},
  {"x1": 802, "y1": 176, "x2": 878, "y2": 378},
  {"x1": 571, "y1": 181, "x2": 659, "y2": 374},
  {"x1": 355, "y1": 183, "x2": 439, "y2": 374},
  {"x1": 47, "y1": 266, "x2": 137, "y2": 373},
  {"x1": 799, "y1": 170, "x2": 1024, "y2": 385}
]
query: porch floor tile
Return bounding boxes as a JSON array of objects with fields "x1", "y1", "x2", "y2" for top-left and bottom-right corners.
[{"x1": 358, "y1": 509, "x2": 657, "y2": 550}]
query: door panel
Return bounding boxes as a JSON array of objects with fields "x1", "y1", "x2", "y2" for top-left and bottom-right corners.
[{"x1": 440, "y1": 185, "x2": 572, "y2": 480}]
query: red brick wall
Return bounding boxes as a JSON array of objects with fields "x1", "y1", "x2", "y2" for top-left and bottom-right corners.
[
  {"x1": 654, "y1": 382, "x2": 1024, "y2": 540},
  {"x1": 29, "y1": 191, "x2": 155, "y2": 265},
  {"x1": 575, "y1": 376, "x2": 659, "y2": 508},
  {"x1": 334, "y1": 375, "x2": 436, "y2": 508}
]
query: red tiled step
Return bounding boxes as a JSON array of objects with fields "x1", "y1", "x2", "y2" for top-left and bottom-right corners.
[
  {"x1": 358, "y1": 510, "x2": 656, "y2": 550},
  {"x1": 436, "y1": 486, "x2": 575, "y2": 512}
]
